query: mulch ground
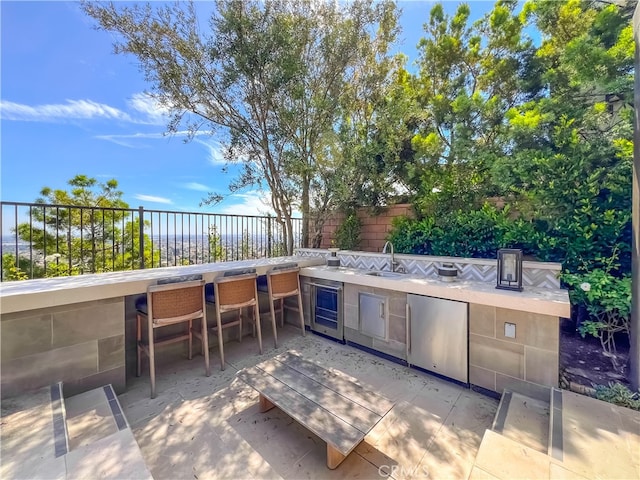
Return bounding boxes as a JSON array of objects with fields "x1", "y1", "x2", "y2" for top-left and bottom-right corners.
[{"x1": 559, "y1": 320, "x2": 631, "y2": 393}]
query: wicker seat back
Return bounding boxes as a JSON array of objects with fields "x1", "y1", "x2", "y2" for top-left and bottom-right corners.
[
  {"x1": 208, "y1": 272, "x2": 262, "y2": 369},
  {"x1": 268, "y1": 268, "x2": 300, "y2": 298},
  {"x1": 215, "y1": 273, "x2": 258, "y2": 309},
  {"x1": 261, "y1": 265, "x2": 305, "y2": 348},
  {"x1": 149, "y1": 281, "x2": 205, "y2": 324}
]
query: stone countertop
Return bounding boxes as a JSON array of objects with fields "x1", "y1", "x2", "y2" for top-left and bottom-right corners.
[
  {"x1": 0, "y1": 256, "x2": 325, "y2": 314},
  {"x1": 300, "y1": 266, "x2": 570, "y2": 318}
]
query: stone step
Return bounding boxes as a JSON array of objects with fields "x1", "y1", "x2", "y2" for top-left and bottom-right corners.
[
  {"x1": 0, "y1": 383, "x2": 68, "y2": 479},
  {"x1": 472, "y1": 429, "x2": 555, "y2": 479},
  {"x1": 63, "y1": 385, "x2": 153, "y2": 479},
  {"x1": 1, "y1": 383, "x2": 152, "y2": 480},
  {"x1": 491, "y1": 382, "x2": 555, "y2": 455},
  {"x1": 501, "y1": 391, "x2": 550, "y2": 453},
  {"x1": 474, "y1": 388, "x2": 640, "y2": 479},
  {"x1": 65, "y1": 385, "x2": 125, "y2": 451}
]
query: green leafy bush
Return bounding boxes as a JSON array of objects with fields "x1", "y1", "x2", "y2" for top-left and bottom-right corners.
[
  {"x1": 594, "y1": 382, "x2": 640, "y2": 411},
  {"x1": 388, "y1": 204, "x2": 539, "y2": 258},
  {"x1": 1, "y1": 254, "x2": 30, "y2": 281},
  {"x1": 533, "y1": 200, "x2": 631, "y2": 275},
  {"x1": 334, "y1": 212, "x2": 361, "y2": 250},
  {"x1": 387, "y1": 216, "x2": 440, "y2": 255},
  {"x1": 561, "y1": 267, "x2": 631, "y2": 359}
]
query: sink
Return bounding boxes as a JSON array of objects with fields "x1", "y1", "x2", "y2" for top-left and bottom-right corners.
[{"x1": 364, "y1": 271, "x2": 404, "y2": 278}]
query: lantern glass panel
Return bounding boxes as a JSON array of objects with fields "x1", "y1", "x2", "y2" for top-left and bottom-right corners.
[{"x1": 496, "y1": 249, "x2": 523, "y2": 291}]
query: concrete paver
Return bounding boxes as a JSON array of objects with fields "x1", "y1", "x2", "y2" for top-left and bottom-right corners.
[
  {"x1": 2, "y1": 322, "x2": 638, "y2": 480},
  {"x1": 120, "y1": 325, "x2": 498, "y2": 480}
]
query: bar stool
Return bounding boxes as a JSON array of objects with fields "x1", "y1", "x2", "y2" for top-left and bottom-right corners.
[
  {"x1": 136, "y1": 279, "x2": 210, "y2": 398},
  {"x1": 210, "y1": 269, "x2": 262, "y2": 370},
  {"x1": 264, "y1": 264, "x2": 305, "y2": 348}
]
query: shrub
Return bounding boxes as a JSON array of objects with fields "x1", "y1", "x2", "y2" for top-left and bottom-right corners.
[
  {"x1": 388, "y1": 204, "x2": 539, "y2": 258},
  {"x1": 594, "y1": 382, "x2": 640, "y2": 411},
  {"x1": 334, "y1": 212, "x2": 361, "y2": 250},
  {"x1": 561, "y1": 265, "x2": 631, "y2": 362},
  {"x1": 388, "y1": 216, "x2": 440, "y2": 255}
]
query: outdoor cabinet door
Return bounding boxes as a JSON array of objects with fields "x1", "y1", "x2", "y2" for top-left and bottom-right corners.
[
  {"x1": 359, "y1": 292, "x2": 388, "y2": 340},
  {"x1": 407, "y1": 294, "x2": 468, "y2": 383}
]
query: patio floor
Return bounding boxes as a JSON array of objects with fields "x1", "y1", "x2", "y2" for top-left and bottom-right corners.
[{"x1": 119, "y1": 325, "x2": 498, "y2": 480}]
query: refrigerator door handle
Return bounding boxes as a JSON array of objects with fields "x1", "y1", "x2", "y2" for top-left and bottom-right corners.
[
  {"x1": 308, "y1": 282, "x2": 342, "y2": 292},
  {"x1": 405, "y1": 303, "x2": 411, "y2": 363}
]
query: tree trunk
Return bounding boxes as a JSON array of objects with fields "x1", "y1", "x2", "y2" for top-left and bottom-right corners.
[
  {"x1": 301, "y1": 178, "x2": 310, "y2": 248},
  {"x1": 285, "y1": 215, "x2": 294, "y2": 255}
]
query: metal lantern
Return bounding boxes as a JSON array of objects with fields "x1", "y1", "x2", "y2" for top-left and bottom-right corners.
[{"x1": 496, "y1": 249, "x2": 523, "y2": 291}]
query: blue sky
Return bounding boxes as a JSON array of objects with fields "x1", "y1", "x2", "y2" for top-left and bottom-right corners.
[{"x1": 1, "y1": 1, "x2": 497, "y2": 216}]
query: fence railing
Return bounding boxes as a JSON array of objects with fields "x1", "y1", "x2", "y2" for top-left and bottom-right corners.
[{"x1": 0, "y1": 202, "x2": 303, "y2": 281}]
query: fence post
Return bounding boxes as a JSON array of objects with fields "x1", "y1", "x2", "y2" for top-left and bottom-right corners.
[
  {"x1": 267, "y1": 216, "x2": 272, "y2": 257},
  {"x1": 138, "y1": 206, "x2": 145, "y2": 270}
]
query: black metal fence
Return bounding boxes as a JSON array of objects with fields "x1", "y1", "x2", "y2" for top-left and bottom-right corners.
[{"x1": 0, "y1": 201, "x2": 303, "y2": 281}]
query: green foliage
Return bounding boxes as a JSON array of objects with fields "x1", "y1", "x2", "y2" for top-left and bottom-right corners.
[
  {"x1": 387, "y1": 216, "x2": 439, "y2": 256},
  {"x1": 334, "y1": 212, "x2": 361, "y2": 250},
  {"x1": 14, "y1": 175, "x2": 159, "y2": 278},
  {"x1": 1, "y1": 254, "x2": 30, "y2": 281},
  {"x1": 490, "y1": 0, "x2": 633, "y2": 275},
  {"x1": 83, "y1": 0, "x2": 400, "y2": 252},
  {"x1": 594, "y1": 382, "x2": 640, "y2": 411},
  {"x1": 387, "y1": 0, "x2": 633, "y2": 296},
  {"x1": 208, "y1": 226, "x2": 224, "y2": 262},
  {"x1": 408, "y1": 0, "x2": 536, "y2": 216},
  {"x1": 561, "y1": 264, "x2": 632, "y2": 358},
  {"x1": 388, "y1": 204, "x2": 538, "y2": 258},
  {"x1": 239, "y1": 230, "x2": 256, "y2": 260},
  {"x1": 270, "y1": 242, "x2": 288, "y2": 257}
]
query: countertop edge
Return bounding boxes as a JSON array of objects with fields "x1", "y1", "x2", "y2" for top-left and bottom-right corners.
[
  {"x1": 0, "y1": 256, "x2": 325, "y2": 315},
  {"x1": 300, "y1": 266, "x2": 570, "y2": 318}
]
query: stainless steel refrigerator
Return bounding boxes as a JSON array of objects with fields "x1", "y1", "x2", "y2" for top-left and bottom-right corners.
[{"x1": 406, "y1": 294, "x2": 468, "y2": 383}]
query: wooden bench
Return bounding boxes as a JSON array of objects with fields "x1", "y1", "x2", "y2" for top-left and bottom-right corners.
[{"x1": 236, "y1": 351, "x2": 395, "y2": 469}]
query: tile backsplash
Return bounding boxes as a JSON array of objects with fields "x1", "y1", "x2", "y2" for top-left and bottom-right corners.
[{"x1": 296, "y1": 249, "x2": 561, "y2": 289}]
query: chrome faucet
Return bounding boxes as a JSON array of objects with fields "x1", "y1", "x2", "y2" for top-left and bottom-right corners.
[{"x1": 382, "y1": 241, "x2": 397, "y2": 272}]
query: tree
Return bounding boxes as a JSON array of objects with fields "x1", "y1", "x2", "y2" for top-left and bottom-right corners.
[
  {"x1": 491, "y1": 0, "x2": 634, "y2": 272},
  {"x1": 410, "y1": 0, "x2": 539, "y2": 215},
  {"x1": 82, "y1": 0, "x2": 399, "y2": 253},
  {"x1": 15, "y1": 175, "x2": 158, "y2": 277},
  {"x1": 208, "y1": 226, "x2": 224, "y2": 262}
]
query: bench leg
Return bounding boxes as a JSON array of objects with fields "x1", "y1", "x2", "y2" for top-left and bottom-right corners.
[
  {"x1": 327, "y1": 444, "x2": 347, "y2": 470},
  {"x1": 259, "y1": 394, "x2": 275, "y2": 413}
]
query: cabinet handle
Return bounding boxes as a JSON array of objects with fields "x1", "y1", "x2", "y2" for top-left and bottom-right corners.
[
  {"x1": 308, "y1": 282, "x2": 342, "y2": 292},
  {"x1": 379, "y1": 302, "x2": 385, "y2": 318},
  {"x1": 405, "y1": 303, "x2": 411, "y2": 363}
]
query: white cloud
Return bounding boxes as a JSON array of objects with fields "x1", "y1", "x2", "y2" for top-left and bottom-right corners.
[
  {"x1": 0, "y1": 99, "x2": 132, "y2": 122},
  {"x1": 181, "y1": 182, "x2": 210, "y2": 192},
  {"x1": 134, "y1": 194, "x2": 173, "y2": 204},
  {"x1": 193, "y1": 138, "x2": 227, "y2": 165},
  {"x1": 95, "y1": 132, "x2": 170, "y2": 147},
  {"x1": 1, "y1": 92, "x2": 167, "y2": 126},
  {"x1": 219, "y1": 191, "x2": 274, "y2": 216},
  {"x1": 127, "y1": 93, "x2": 170, "y2": 125},
  {"x1": 218, "y1": 190, "x2": 302, "y2": 218},
  {"x1": 95, "y1": 130, "x2": 211, "y2": 148}
]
